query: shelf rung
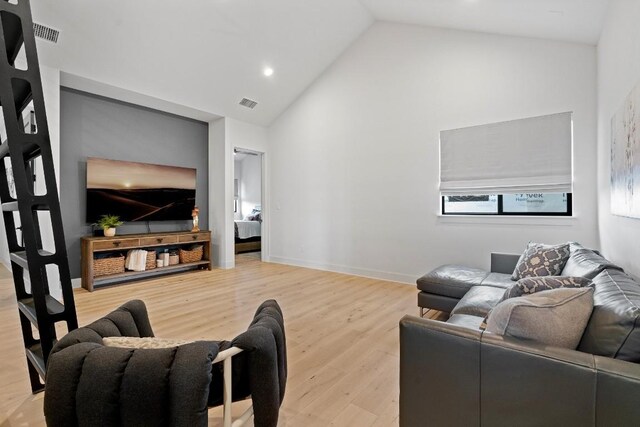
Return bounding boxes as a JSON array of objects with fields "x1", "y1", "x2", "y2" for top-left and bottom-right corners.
[
  {"x1": 2, "y1": 201, "x2": 19, "y2": 211},
  {"x1": 0, "y1": 143, "x2": 8, "y2": 159},
  {"x1": 11, "y1": 78, "x2": 33, "y2": 113},
  {"x1": 18, "y1": 295, "x2": 66, "y2": 326},
  {"x1": 26, "y1": 343, "x2": 48, "y2": 379},
  {"x1": 10, "y1": 249, "x2": 54, "y2": 269},
  {"x1": 2, "y1": 200, "x2": 50, "y2": 212},
  {"x1": 0, "y1": 141, "x2": 41, "y2": 160},
  {"x1": 23, "y1": 141, "x2": 41, "y2": 160}
]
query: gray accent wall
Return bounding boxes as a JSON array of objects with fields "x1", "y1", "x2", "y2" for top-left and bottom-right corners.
[{"x1": 60, "y1": 88, "x2": 209, "y2": 279}]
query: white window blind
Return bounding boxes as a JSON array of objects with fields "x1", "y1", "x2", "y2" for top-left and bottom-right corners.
[{"x1": 439, "y1": 112, "x2": 573, "y2": 195}]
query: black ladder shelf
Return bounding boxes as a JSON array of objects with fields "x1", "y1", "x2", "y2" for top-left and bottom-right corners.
[{"x1": 0, "y1": 0, "x2": 77, "y2": 392}]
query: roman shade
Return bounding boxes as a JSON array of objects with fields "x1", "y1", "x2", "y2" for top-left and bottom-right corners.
[{"x1": 439, "y1": 112, "x2": 573, "y2": 195}]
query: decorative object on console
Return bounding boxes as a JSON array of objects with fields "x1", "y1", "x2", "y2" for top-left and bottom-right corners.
[
  {"x1": 93, "y1": 254, "x2": 125, "y2": 277},
  {"x1": 125, "y1": 249, "x2": 148, "y2": 272},
  {"x1": 169, "y1": 252, "x2": 180, "y2": 265},
  {"x1": 511, "y1": 242, "x2": 571, "y2": 280},
  {"x1": 191, "y1": 206, "x2": 200, "y2": 232},
  {"x1": 94, "y1": 214, "x2": 124, "y2": 237},
  {"x1": 611, "y1": 78, "x2": 640, "y2": 218},
  {"x1": 145, "y1": 251, "x2": 156, "y2": 270},
  {"x1": 179, "y1": 244, "x2": 204, "y2": 263},
  {"x1": 503, "y1": 276, "x2": 592, "y2": 300}
]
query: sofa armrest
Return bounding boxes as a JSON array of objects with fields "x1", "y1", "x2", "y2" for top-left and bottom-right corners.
[
  {"x1": 400, "y1": 315, "x2": 640, "y2": 427},
  {"x1": 400, "y1": 315, "x2": 481, "y2": 427},
  {"x1": 490, "y1": 252, "x2": 520, "y2": 274}
]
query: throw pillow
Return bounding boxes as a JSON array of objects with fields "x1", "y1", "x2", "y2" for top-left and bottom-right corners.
[
  {"x1": 103, "y1": 336, "x2": 194, "y2": 349},
  {"x1": 485, "y1": 287, "x2": 594, "y2": 349},
  {"x1": 503, "y1": 276, "x2": 592, "y2": 300},
  {"x1": 511, "y1": 242, "x2": 571, "y2": 280}
]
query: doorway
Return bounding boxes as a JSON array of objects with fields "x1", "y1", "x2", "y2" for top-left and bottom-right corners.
[{"x1": 233, "y1": 148, "x2": 264, "y2": 264}]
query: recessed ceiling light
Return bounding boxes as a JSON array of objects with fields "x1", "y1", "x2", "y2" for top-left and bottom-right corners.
[{"x1": 263, "y1": 67, "x2": 274, "y2": 77}]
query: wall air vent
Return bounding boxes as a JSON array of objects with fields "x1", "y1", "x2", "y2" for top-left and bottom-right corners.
[
  {"x1": 239, "y1": 98, "x2": 258, "y2": 109},
  {"x1": 33, "y1": 23, "x2": 60, "y2": 43}
]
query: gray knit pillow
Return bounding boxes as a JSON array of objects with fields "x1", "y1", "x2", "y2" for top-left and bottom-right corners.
[
  {"x1": 486, "y1": 287, "x2": 594, "y2": 349},
  {"x1": 503, "y1": 276, "x2": 592, "y2": 300},
  {"x1": 511, "y1": 242, "x2": 571, "y2": 280}
]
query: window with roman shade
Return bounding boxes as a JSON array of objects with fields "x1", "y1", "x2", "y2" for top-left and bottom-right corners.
[{"x1": 439, "y1": 112, "x2": 573, "y2": 196}]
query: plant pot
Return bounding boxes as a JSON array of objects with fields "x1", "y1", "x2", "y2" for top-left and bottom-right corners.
[{"x1": 104, "y1": 227, "x2": 116, "y2": 237}]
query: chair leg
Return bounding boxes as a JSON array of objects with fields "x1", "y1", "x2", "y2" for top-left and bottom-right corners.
[
  {"x1": 419, "y1": 307, "x2": 425, "y2": 318},
  {"x1": 223, "y1": 357, "x2": 232, "y2": 427}
]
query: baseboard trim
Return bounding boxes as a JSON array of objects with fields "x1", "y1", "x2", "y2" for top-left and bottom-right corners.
[
  {"x1": 268, "y1": 256, "x2": 416, "y2": 285},
  {"x1": 219, "y1": 260, "x2": 235, "y2": 269}
]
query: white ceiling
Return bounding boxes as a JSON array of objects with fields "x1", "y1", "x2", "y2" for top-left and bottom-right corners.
[
  {"x1": 31, "y1": 0, "x2": 610, "y2": 127},
  {"x1": 361, "y1": 0, "x2": 610, "y2": 45},
  {"x1": 31, "y1": 0, "x2": 374, "y2": 126}
]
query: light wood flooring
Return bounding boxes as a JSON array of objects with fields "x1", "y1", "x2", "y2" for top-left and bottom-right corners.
[{"x1": 0, "y1": 255, "x2": 446, "y2": 426}]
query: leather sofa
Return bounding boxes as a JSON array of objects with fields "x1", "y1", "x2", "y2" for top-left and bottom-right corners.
[{"x1": 401, "y1": 243, "x2": 640, "y2": 426}]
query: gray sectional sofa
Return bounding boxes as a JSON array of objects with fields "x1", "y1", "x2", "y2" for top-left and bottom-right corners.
[{"x1": 401, "y1": 243, "x2": 640, "y2": 426}]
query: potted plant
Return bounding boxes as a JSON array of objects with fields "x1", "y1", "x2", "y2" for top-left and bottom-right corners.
[{"x1": 95, "y1": 214, "x2": 124, "y2": 237}]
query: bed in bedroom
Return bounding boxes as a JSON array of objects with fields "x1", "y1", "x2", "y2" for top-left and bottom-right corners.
[{"x1": 235, "y1": 218, "x2": 261, "y2": 254}]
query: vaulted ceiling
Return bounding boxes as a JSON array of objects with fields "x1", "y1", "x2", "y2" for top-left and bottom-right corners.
[{"x1": 31, "y1": 0, "x2": 609, "y2": 126}]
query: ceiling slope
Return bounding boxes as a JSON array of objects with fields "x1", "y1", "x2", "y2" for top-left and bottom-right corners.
[
  {"x1": 31, "y1": 0, "x2": 374, "y2": 126},
  {"x1": 359, "y1": 0, "x2": 610, "y2": 45}
]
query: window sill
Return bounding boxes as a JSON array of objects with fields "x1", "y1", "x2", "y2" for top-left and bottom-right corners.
[{"x1": 437, "y1": 214, "x2": 577, "y2": 227}]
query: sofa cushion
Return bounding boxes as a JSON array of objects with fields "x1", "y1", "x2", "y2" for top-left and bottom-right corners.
[
  {"x1": 447, "y1": 314, "x2": 485, "y2": 330},
  {"x1": 577, "y1": 269, "x2": 640, "y2": 362},
  {"x1": 486, "y1": 287, "x2": 594, "y2": 349},
  {"x1": 503, "y1": 276, "x2": 592, "y2": 300},
  {"x1": 561, "y1": 244, "x2": 623, "y2": 279},
  {"x1": 417, "y1": 265, "x2": 489, "y2": 299},
  {"x1": 451, "y1": 286, "x2": 507, "y2": 318},
  {"x1": 511, "y1": 242, "x2": 571, "y2": 280},
  {"x1": 103, "y1": 337, "x2": 194, "y2": 349},
  {"x1": 481, "y1": 272, "x2": 514, "y2": 290}
]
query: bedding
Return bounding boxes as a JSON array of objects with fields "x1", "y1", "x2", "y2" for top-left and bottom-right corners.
[{"x1": 235, "y1": 220, "x2": 261, "y2": 240}]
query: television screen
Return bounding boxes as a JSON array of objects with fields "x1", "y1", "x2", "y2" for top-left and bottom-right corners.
[{"x1": 86, "y1": 157, "x2": 196, "y2": 223}]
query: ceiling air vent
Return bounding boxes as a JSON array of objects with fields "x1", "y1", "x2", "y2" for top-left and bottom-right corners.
[
  {"x1": 33, "y1": 23, "x2": 60, "y2": 43},
  {"x1": 239, "y1": 98, "x2": 258, "y2": 109}
]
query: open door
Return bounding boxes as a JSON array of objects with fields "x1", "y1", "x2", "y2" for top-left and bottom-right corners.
[{"x1": 233, "y1": 148, "x2": 263, "y2": 264}]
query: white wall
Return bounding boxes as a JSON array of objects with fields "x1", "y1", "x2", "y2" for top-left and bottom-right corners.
[
  {"x1": 596, "y1": 0, "x2": 640, "y2": 279},
  {"x1": 268, "y1": 22, "x2": 599, "y2": 283},
  {"x1": 39, "y1": 66, "x2": 63, "y2": 298},
  {"x1": 234, "y1": 159, "x2": 243, "y2": 220},
  {"x1": 210, "y1": 118, "x2": 268, "y2": 268},
  {"x1": 209, "y1": 118, "x2": 233, "y2": 268},
  {"x1": 240, "y1": 155, "x2": 262, "y2": 217}
]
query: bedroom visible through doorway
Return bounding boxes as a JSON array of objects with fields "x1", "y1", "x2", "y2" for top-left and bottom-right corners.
[{"x1": 234, "y1": 148, "x2": 263, "y2": 261}]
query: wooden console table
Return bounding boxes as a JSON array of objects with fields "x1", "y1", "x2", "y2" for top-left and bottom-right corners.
[{"x1": 81, "y1": 231, "x2": 212, "y2": 291}]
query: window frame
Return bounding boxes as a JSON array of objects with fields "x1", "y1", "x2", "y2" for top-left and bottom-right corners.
[{"x1": 441, "y1": 193, "x2": 573, "y2": 217}]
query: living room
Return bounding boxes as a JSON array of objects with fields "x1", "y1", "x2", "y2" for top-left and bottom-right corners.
[{"x1": 0, "y1": 0, "x2": 639, "y2": 426}]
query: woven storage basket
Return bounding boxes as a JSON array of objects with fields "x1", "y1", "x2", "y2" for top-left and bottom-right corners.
[
  {"x1": 94, "y1": 255, "x2": 125, "y2": 277},
  {"x1": 179, "y1": 245, "x2": 203, "y2": 264},
  {"x1": 145, "y1": 251, "x2": 156, "y2": 270},
  {"x1": 169, "y1": 254, "x2": 180, "y2": 265}
]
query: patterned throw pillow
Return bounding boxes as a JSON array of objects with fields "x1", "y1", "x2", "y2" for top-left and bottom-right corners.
[
  {"x1": 102, "y1": 336, "x2": 194, "y2": 349},
  {"x1": 511, "y1": 242, "x2": 571, "y2": 280},
  {"x1": 503, "y1": 276, "x2": 592, "y2": 300}
]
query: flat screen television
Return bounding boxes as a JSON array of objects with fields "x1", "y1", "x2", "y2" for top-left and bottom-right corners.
[{"x1": 86, "y1": 157, "x2": 196, "y2": 223}]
